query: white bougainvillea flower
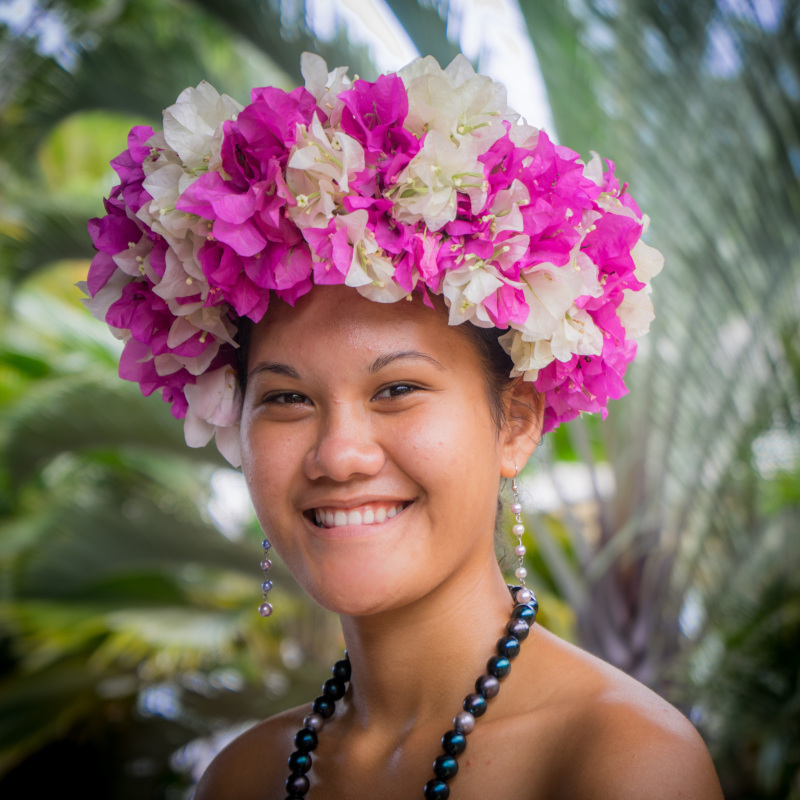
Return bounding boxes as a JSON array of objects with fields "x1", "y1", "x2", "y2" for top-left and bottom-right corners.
[
  {"x1": 400, "y1": 55, "x2": 514, "y2": 148},
  {"x1": 152, "y1": 248, "x2": 209, "y2": 313},
  {"x1": 301, "y1": 52, "x2": 351, "y2": 126},
  {"x1": 487, "y1": 234, "x2": 531, "y2": 273},
  {"x1": 498, "y1": 330, "x2": 554, "y2": 377},
  {"x1": 516, "y1": 253, "x2": 602, "y2": 342},
  {"x1": 617, "y1": 286, "x2": 656, "y2": 341},
  {"x1": 286, "y1": 172, "x2": 338, "y2": 228},
  {"x1": 483, "y1": 180, "x2": 529, "y2": 237},
  {"x1": 184, "y1": 365, "x2": 242, "y2": 443},
  {"x1": 618, "y1": 235, "x2": 665, "y2": 338},
  {"x1": 350, "y1": 244, "x2": 407, "y2": 303},
  {"x1": 288, "y1": 114, "x2": 365, "y2": 193},
  {"x1": 141, "y1": 161, "x2": 198, "y2": 242},
  {"x1": 583, "y1": 151, "x2": 606, "y2": 187},
  {"x1": 392, "y1": 131, "x2": 485, "y2": 230},
  {"x1": 441, "y1": 263, "x2": 506, "y2": 327},
  {"x1": 287, "y1": 114, "x2": 365, "y2": 228},
  {"x1": 631, "y1": 223, "x2": 664, "y2": 282},
  {"x1": 78, "y1": 271, "x2": 133, "y2": 338},
  {"x1": 162, "y1": 81, "x2": 243, "y2": 171},
  {"x1": 325, "y1": 211, "x2": 408, "y2": 303},
  {"x1": 154, "y1": 346, "x2": 219, "y2": 381},
  {"x1": 111, "y1": 232, "x2": 154, "y2": 280},
  {"x1": 548, "y1": 305, "x2": 604, "y2": 363}
]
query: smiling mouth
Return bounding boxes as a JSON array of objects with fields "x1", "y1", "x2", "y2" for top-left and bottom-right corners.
[{"x1": 308, "y1": 502, "x2": 410, "y2": 529}]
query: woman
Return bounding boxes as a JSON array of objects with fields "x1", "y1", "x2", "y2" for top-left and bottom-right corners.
[{"x1": 83, "y1": 54, "x2": 723, "y2": 798}]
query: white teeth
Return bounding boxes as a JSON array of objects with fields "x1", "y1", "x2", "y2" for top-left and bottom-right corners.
[{"x1": 314, "y1": 504, "x2": 405, "y2": 528}]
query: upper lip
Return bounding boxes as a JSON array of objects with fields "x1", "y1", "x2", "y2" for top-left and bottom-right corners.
[{"x1": 302, "y1": 496, "x2": 412, "y2": 512}]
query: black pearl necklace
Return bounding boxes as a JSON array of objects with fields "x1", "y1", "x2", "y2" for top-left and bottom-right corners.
[{"x1": 282, "y1": 585, "x2": 538, "y2": 799}]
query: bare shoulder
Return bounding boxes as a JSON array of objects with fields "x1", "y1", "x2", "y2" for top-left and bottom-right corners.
[
  {"x1": 521, "y1": 629, "x2": 724, "y2": 800},
  {"x1": 572, "y1": 679, "x2": 723, "y2": 800},
  {"x1": 194, "y1": 704, "x2": 306, "y2": 800}
]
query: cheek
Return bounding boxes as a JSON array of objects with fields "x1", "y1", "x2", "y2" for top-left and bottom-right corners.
[
  {"x1": 239, "y1": 423, "x2": 302, "y2": 536},
  {"x1": 393, "y1": 396, "x2": 500, "y2": 499}
]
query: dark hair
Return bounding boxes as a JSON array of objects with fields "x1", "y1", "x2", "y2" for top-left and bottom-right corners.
[
  {"x1": 235, "y1": 315, "x2": 254, "y2": 398},
  {"x1": 234, "y1": 301, "x2": 524, "y2": 432},
  {"x1": 450, "y1": 322, "x2": 518, "y2": 430}
]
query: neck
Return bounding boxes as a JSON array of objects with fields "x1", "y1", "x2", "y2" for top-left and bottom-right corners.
[{"x1": 337, "y1": 559, "x2": 516, "y2": 737}]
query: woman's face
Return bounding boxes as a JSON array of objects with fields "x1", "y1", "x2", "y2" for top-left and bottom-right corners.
[{"x1": 239, "y1": 285, "x2": 527, "y2": 615}]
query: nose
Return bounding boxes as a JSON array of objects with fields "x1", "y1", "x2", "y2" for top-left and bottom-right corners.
[{"x1": 303, "y1": 404, "x2": 385, "y2": 482}]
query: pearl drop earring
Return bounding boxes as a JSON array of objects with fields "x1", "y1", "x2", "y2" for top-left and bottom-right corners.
[
  {"x1": 511, "y1": 466, "x2": 527, "y2": 587},
  {"x1": 258, "y1": 537, "x2": 274, "y2": 617}
]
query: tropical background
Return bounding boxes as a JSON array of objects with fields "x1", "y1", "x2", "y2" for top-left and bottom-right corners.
[{"x1": 0, "y1": 0, "x2": 798, "y2": 797}]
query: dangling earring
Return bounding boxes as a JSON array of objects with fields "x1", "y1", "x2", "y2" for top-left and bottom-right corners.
[
  {"x1": 511, "y1": 465, "x2": 527, "y2": 587},
  {"x1": 258, "y1": 537, "x2": 274, "y2": 617}
]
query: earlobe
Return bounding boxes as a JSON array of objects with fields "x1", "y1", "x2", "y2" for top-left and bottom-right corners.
[{"x1": 500, "y1": 380, "x2": 544, "y2": 478}]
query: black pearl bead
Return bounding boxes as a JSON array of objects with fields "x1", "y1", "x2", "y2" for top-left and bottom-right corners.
[
  {"x1": 462, "y1": 692, "x2": 487, "y2": 717},
  {"x1": 506, "y1": 617, "x2": 530, "y2": 641},
  {"x1": 475, "y1": 673, "x2": 500, "y2": 699},
  {"x1": 288, "y1": 751, "x2": 312, "y2": 774},
  {"x1": 511, "y1": 603, "x2": 536, "y2": 624},
  {"x1": 423, "y1": 779, "x2": 451, "y2": 800},
  {"x1": 497, "y1": 635, "x2": 520, "y2": 660},
  {"x1": 332, "y1": 658, "x2": 351, "y2": 681},
  {"x1": 285, "y1": 772, "x2": 310, "y2": 796},
  {"x1": 433, "y1": 754, "x2": 459, "y2": 780},
  {"x1": 322, "y1": 677, "x2": 347, "y2": 701},
  {"x1": 312, "y1": 696, "x2": 335, "y2": 719},
  {"x1": 293, "y1": 728, "x2": 318, "y2": 752},
  {"x1": 487, "y1": 655, "x2": 511, "y2": 679},
  {"x1": 441, "y1": 729, "x2": 467, "y2": 755}
]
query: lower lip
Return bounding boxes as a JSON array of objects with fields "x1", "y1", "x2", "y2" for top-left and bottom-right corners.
[{"x1": 306, "y1": 504, "x2": 411, "y2": 542}]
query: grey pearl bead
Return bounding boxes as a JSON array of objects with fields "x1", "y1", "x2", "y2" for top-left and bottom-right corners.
[
  {"x1": 476, "y1": 673, "x2": 501, "y2": 699},
  {"x1": 515, "y1": 587, "x2": 533, "y2": 605},
  {"x1": 453, "y1": 710, "x2": 476, "y2": 734},
  {"x1": 258, "y1": 602, "x2": 273, "y2": 617},
  {"x1": 303, "y1": 712, "x2": 324, "y2": 732}
]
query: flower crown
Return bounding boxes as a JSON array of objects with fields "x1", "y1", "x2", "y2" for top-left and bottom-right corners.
[{"x1": 82, "y1": 53, "x2": 663, "y2": 467}]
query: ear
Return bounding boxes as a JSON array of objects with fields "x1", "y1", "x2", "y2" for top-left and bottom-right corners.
[{"x1": 499, "y1": 378, "x2": 544, "y2": 479}]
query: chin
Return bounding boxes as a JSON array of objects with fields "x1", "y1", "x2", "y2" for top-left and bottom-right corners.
[
  {"x1": 285, "y1": 520, "x2": 432, "y2": 616},
  {"x1": 298, "y1": 562, "x2": 409, "y2": 618}
]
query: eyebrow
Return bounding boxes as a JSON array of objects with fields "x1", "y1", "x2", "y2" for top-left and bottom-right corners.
[
  {"x1": 248, "y1": 351, "x2": 445, "y2": 381},
  {"x1": 368, "y1": 350, "x2": 446, "y2": 374},
  {"x1": 248, "y1": 361, "x2": 301, "y2": 381}
]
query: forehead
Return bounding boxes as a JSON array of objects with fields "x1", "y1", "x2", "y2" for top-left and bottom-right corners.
[{"x1": 248, "y1": 286, "x2": 472, "y2": 367}]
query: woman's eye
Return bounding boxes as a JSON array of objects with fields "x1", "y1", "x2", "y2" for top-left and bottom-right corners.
[
  {"x1": 373, "y1": 383, "x2": 419, "y2": 400},
  {"x1": 264, "y1": 391, "x2": 309, "y2": 405}
]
